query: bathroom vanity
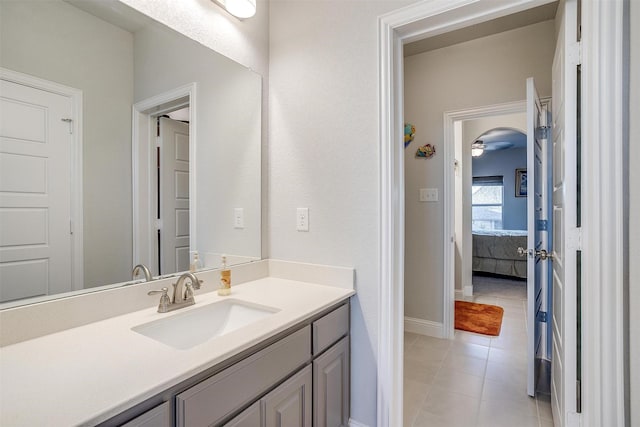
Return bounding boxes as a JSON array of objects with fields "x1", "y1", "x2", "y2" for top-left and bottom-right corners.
[
  {"x1": 0, "y1": 262, "x2": 355, "y2": 427},
  {"x1": 115, "y1": 302, "x2": 349, "y2": 427}
]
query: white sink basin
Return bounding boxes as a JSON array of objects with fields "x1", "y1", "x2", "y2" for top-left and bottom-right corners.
[{"x1": 132, "y1": 299, "x2": 280, "y2": 350}]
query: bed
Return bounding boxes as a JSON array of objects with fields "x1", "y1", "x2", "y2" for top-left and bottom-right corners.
[{"x1": 472, "y1": 229, "x2": 528, "y2": 279}]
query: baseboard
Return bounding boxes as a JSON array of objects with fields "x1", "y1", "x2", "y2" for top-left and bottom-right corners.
[
  {"x1": 404, "y1": 316, "x2": 445, "y2": 338},
  {"x1": 455, "y1": 286, "x2": 473, "y2": 299},
  {"x1": 349, "y1": 419, "x2": 370, "y2": 427}
]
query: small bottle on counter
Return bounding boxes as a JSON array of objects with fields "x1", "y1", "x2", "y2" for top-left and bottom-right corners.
[
  {"x1": 190, "y1": 251, "x2": 201, "y2": 273},
  {"x1": 218, "y1": 254, "x2": 231, "y2": 296}
]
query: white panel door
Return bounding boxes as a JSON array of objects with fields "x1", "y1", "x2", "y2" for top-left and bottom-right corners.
[
  {"x1": 159, "y1": 117, "x2": 190, "y2": 275},
  {"x1": 0, "y1": 79, "x2": 73, "y2": 302},
  {"x1": 525, "y1": 77, "x2": 550, "y2": 397},
  {"x1": 551, "y1": 0, "x2": 579, "y2": 425}
]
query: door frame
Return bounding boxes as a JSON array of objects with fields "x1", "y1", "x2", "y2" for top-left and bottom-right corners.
[
  {"x1": 445, "y1": 100, "x2": 528, "y2": 332},
  {"x1": 132, "y1": 83, "x2": 197, "y2": 274},
  {"x1": 377, "y1": 1, "x2": 627, "y2": 426},
  {"x1": 580, "y1": 1, "x2": 628, "y2": 424},
  {"x1": 0, "y1": 67, "x2": 84, "y2": 291}
]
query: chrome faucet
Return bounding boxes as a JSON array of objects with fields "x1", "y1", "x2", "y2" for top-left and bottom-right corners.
[
  {"x1": 148, "y1": 272, "x2": 201, "y2": 313},
  {"x1": 132, "y1": 264, "x2": 152, "y2": 282}
]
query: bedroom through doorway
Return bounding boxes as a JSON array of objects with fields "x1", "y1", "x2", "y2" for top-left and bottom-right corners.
[{"x1": 461, "y1": 119, "x2": 529, "y2": 335}]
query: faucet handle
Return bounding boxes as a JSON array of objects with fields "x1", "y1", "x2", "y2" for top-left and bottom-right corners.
[
  {"x1": 185, "y1": 282, "x2": 195, "y2": 301},
  {"x1": 148, "y1": 287, "x2": 170, "y2": 313}
]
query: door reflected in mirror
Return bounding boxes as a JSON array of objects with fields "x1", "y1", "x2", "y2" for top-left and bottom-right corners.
[{"x1": 0, "y1": 0, "x2": 261, "y2": 306}]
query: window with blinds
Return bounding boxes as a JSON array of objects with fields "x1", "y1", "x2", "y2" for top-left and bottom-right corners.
[{"x1": 472, "y1": 176, "x2": 504, "y2": 231}]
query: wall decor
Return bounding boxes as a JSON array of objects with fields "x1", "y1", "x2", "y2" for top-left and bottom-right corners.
[
  {"x1": 404, "y1": 123, "x2": 415, "y2": 148},
  {"x1": 515, "y1": 168, "x2": 527, "y2": 197},
  {"x1": 416, "y1": 143, "x2": 436, "y2": 158}
]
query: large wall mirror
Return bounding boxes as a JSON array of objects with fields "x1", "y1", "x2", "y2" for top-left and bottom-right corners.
[{"x1": 0, "y1": 0, "x2": 262, "y2": 307}]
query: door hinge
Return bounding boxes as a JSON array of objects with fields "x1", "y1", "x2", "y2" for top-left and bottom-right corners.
[
  {"x1": 568, "y1": 227, "x2": 583, "y2": 250},
  {"x1": 569, "y1": 41, "x2": 582, "y2": 66},
  {"x1": 536, "y1": 219, "x2": 549, "y2": 231},
  {"x1": 61, "y1": 118, "x2": 73, "y2": 134},
  {"x1": 155, "y1": 219, "x2": 163, "y2": 230},
  {"x1": 536, "y1": 125, "x2": 551, "y2": 140},
  {"x1": 537, "y1": 311, "x2": 548, "y2": 323}
]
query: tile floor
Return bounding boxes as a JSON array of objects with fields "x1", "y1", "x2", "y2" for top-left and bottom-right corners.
[{"x1": 403, "y1": 274, "x2": 554, "y2": 427}]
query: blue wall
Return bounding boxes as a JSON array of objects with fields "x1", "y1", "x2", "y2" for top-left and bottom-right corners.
[{"x1": 472, "y1": 147, "x2": 527, "y2": 230}]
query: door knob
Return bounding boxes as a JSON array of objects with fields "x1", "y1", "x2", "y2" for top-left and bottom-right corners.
[
  {"x1": 536, "y1": 249, "x2": 553, "y2": 260},
  {"x1": 517, "y1": 247, "x2": 553, "y2": 260}
]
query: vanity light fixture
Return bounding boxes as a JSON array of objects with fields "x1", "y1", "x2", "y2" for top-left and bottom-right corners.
[
  {"x1": 471, "y1": 140, "x2": 486, "y2": 157},
  {"x1": 213, "y1": 0, "x2": 256, "y2": 19}
]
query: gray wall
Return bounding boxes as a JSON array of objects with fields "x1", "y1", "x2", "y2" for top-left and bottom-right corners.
[
  {"x1": 404, "y1": 20, "x2": 555, "y2": 322},
  {"x1": 472, "y1": 147, "x2": 527, "y2": 230},
  {"x1": 0, "y1": 0, "x2": 134, "y2": 288}
]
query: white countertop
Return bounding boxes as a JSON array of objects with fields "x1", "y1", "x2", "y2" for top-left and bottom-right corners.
[{"x1": 0, "y1": 277, "x2": 354, "y2": 426}]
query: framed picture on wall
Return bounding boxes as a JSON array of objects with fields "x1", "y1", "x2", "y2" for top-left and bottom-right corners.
[{"x1": 515, "y1": 168, "x2": 527, "y2": 197}]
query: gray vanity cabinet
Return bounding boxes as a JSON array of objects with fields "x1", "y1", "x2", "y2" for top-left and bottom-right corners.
[
  {"x1": 120, "y1": 402, "x2": 171, "y2": 427},
  {"x1": 313, "y1": 336, "x2": 350, "y2": 427},
  {"x1": 104, "y1": 301, "x2": 350, "y2": 427},
  {"x1": 263, "y1": 365, "x2": 312, "y2": 427},
  {"x1": 223, "y1": 402, "x2": 261, "y2": 427},
  {"x1": 224, "y1": 365, "x2": 312, "y2": 427},
  {"x1": 176, "y1": 327, "x2": 310, "y2": 427}
]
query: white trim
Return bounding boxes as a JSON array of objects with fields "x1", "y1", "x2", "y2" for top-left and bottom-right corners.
[
  {"x1": 377, "y1": 2, "x2": 566, "y2": 426},
  {"x1": 377, "y1": 10, "x2": 405, "y2": 427},
  {"x1": 462, "y1": 285, "x2": 473, "y2": 297},
  {"x1": 404, "y1": 317, "x2": 445, "y2": 338},
  {"x1": 581, "y1": 1, "x2": 627, "y2": 425},
  {"x1": 132, "y1": 83, "x2": 197, "y2": 272},
  {"x1": 0, "y1": 67, "x2": 84, "y2": 292},
  {"x1": 349, "y1": 419, "x2": 370, "y2": 427}
]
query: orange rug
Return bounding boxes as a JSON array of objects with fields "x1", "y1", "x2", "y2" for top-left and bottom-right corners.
[{"x1": 455, "y1": 301, "x2": 504, "y2": 336}]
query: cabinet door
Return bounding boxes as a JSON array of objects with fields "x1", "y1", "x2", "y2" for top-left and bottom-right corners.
[
  {"x1": 263, "y1": 365, "x2": 312, "y2": 427},
  {"x1": 176, "y1": 326, "x2": 310, "y2": 427},
  {"x1": 224, "y1": 401, "x2": 261, "y2": 427},
  {"x1": 120, "y1": 402, "x2": 171, "y2": 427},
  {"x1": 313, "y1": 336, "x2": 350, "y2": 427}
]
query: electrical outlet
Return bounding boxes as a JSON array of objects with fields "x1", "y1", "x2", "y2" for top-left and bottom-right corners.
[
  {"x1": 296, "y1": 208, "x2": 309, "y2": 231},
  {"x1": 234, "y1": 208, "x2": 244, "y2": 229}
]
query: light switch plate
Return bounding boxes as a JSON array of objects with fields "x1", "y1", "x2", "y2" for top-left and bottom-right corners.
[
  {"x1": 419, "y1": 188, "x2": 438, "y2": 202},
  {"x1": 296, "y1": 208, "x2": 309, "y2": 231},
  {"x1": 234, "y1": 208, "x2": 244, "y2": 229}
]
